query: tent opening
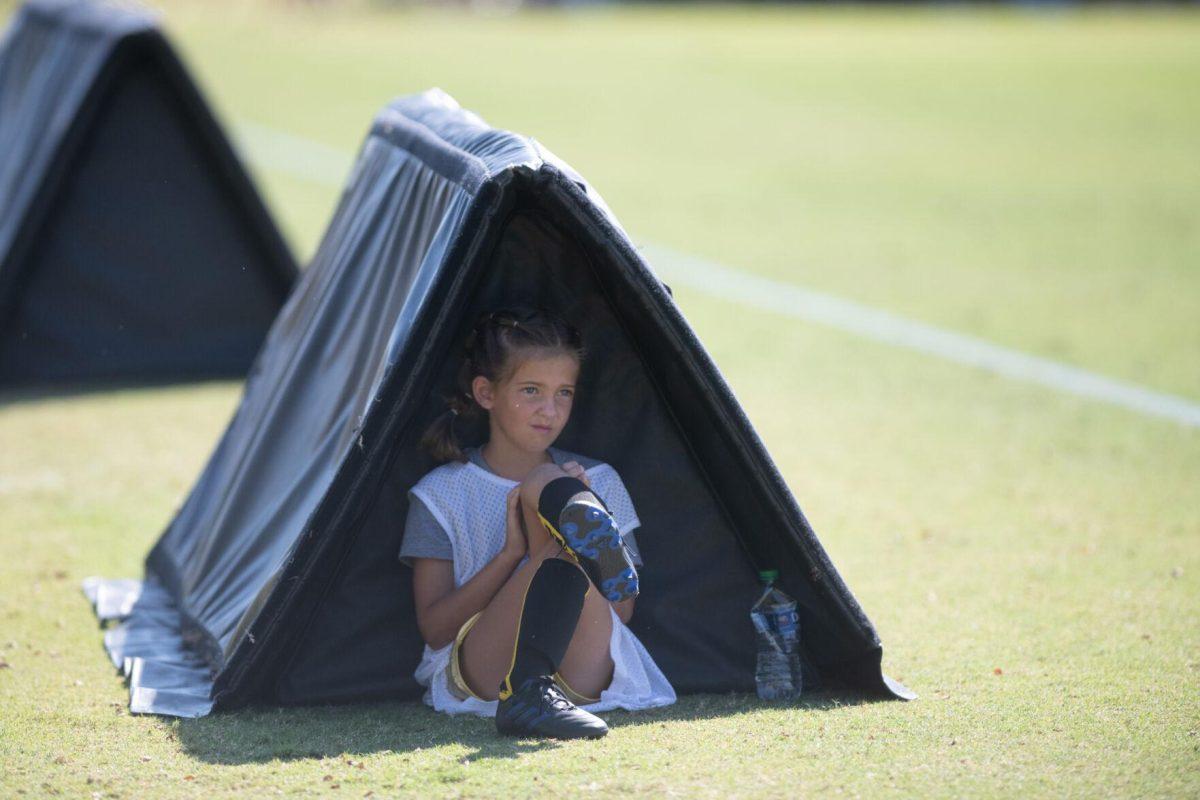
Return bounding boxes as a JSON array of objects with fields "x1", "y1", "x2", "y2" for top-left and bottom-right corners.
[{"x1": 270, "y1": 185, "x2": 842, "y2": 707}]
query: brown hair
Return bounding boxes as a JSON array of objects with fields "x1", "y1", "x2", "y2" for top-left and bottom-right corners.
[{"x1": 420, "y1": 307, "x2": 585, "y2": 463}]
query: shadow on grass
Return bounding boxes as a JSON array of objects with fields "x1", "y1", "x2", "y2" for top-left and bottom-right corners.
[
  {"x1": 176, "y1": 700, "x2": 557, "y2": 766},
  {"x1": 602, "y1": 689, "x2": 883, "y2": 731},
  {"x1": 175, "y1": 690, "x2": 883, "y2": 766}
]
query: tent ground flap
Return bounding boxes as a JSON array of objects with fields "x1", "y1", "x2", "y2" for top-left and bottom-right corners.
[{"x1": 82, "y1": 576, "x2": 215, "y2": 717}]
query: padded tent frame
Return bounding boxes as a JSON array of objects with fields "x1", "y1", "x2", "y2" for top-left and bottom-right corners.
[
  {"x1": 0, "y1": 0, "x2": 296, "y2": 386},
  {"x1": 86, "y1": 89, "x2": 910, "y2": 717}
]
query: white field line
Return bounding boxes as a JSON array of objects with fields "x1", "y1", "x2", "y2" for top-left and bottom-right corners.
[
  {"x1": 642, "y1": 245, "x2": 1200, "y2": 429},
  {"x1": 231, "y1": 121, "x2": 1200, "y2": 429}
]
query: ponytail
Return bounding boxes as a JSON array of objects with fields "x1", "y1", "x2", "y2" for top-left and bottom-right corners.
[
  {"x1": 420, "y1": 395, "x2": 474, "y2": 464},
  {"x1": 419, "y1": 306, "x2": 584, "y2": 464}
]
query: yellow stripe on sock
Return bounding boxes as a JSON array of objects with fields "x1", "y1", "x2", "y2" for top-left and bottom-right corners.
[
  {"x1": 537, "y1": 511, "x2": 565, "y2": 546},
  {"x1": 537, "y1": 511, "x2": 578, "y2": 564},
  {"x1": 499, "y1": 571, "x2": 537, "y2": 702}
]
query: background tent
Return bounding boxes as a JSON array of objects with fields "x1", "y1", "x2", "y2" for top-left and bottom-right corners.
[
  {"x1": 85, "y1": 88, "x2": 911, "y2": 717},
  {"x1": 0, "y1": 0, "x2": 296, "y2": 387}
]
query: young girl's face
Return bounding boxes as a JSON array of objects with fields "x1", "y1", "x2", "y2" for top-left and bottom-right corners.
[{"x1": 474, "y1": 350, "x2": 579, "y2": 454}]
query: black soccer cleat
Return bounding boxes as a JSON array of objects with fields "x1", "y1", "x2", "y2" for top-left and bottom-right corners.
[
  {"x1": 495, "y1": 676, "x2": 609, "y2": 740},
  {"x1": 539, "y1": 496, "x2": 639, "y2": 603}
]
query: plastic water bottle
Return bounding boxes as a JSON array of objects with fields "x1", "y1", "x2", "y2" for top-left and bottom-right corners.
[{"x1": 751, "y1": 570, "x2": 802, "y2": 700}]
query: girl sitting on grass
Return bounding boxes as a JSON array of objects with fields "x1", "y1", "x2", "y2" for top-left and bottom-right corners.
[{"x1": 400, "y1": 307, "x2": 675, "y2": 739}]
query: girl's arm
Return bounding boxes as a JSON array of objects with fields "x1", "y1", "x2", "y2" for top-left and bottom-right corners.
[
  {"x1": 412, "y1": 487, "x2": 527, "y2": 649},
  {"x1": 412, "y1": 550, "x2": 522, "y2": 649}
]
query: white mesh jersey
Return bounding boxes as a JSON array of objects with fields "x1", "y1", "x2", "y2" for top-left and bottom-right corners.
[{"x1": 408, "y1": 456, "x2": 677, "y2": 716}]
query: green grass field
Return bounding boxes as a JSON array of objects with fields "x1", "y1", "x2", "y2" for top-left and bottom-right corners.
[{"x1": 1, "y1": 2, "x2": 1198, "y2": 797}]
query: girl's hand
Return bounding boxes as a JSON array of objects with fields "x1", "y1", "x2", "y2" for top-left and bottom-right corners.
[
  {"x1": 501, "y1": 486, "x2": 526, "y2": 561},
  {"x1": 562, "y1": 461, "x2": 590, "y2": 488}
]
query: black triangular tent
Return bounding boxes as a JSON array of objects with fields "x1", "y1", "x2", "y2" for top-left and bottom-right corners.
[
  {"x1": 0, "y1": 0, "x2": 296, "y2": 386},
  {"x1": 84, "y1": 89, "x2": 911, "y2": 717}
]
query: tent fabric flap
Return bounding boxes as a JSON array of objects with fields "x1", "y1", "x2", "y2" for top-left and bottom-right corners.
[{"x1": 82, "y1": 577, "x2": 215, "y2": 717}]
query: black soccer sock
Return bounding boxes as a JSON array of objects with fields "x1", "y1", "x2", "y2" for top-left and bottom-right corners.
[
  {"x1": 499, "y1": 558, "x2": 589, "y2": 700},
  {"x1": 537, "y1": 476, "x2": 611, "y2": 528}
]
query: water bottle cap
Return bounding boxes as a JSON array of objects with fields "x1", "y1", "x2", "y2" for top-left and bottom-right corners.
[{"x1": 759, "y1": 569, "x2": 779, "y2": 584}]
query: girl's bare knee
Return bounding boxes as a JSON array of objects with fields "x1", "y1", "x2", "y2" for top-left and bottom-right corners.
[{"x1": 519, "y1": 463, "x2": 568, "y2": 508}]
